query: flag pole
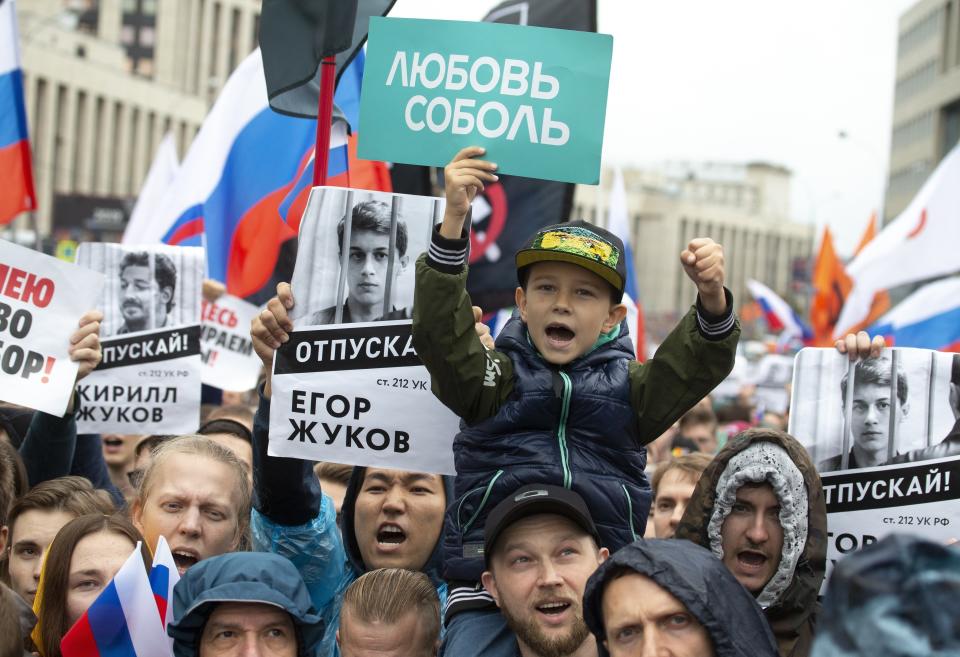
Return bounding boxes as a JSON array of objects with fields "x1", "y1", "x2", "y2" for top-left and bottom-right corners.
[{"x1": 313, "y1": 55, "x2": 337, "y2": 186}]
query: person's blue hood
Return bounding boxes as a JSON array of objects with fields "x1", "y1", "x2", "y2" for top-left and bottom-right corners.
[
  {"x1": 811, "y1": 534, "x2": 960, "y2": 657},
  {"x1": 168, "y1": 552, "x2": 324, "y2": 657},
  {"x1": 340, "y1": 466, "x2": 453, "y2": 586},
  {"x1": 583, "y1": 539, "x2": 779, "y2": 657}
]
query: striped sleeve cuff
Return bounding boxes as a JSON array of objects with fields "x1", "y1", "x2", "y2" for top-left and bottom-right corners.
[
  {"x1": 426, "y1": 224, "x2": 470, "y2": 274},
  {"x1": 444, "y1": 583, "x2": 496, "y2": 624},
  {"x1": 696, "y1": 288, "x2": 736, "y2": 340}
]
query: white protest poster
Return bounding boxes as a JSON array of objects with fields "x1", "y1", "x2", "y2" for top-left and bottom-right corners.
[
  {"x1": 269, "y1": 187, "x2": 459, "y2": 474},
  {"x1": 201, "y1": 294, "x2": 261, "y2": 391},
  {"x1": 0, "y1": 241, "x2": 104, "y2": 415},
  {"x1": 789, "y1": 347, "x2": 960, "y2": 590},
  {"x1": 75, "y1": 244, "x2": 204, "y2": 434}
]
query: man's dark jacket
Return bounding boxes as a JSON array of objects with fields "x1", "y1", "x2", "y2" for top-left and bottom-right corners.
[{"x1": 583, "y1": 539, "x2": 779, "y2": 657}]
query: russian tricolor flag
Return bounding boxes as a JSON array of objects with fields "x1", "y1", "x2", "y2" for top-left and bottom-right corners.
[
  {"x1": 148, "y1": 536, "x2": 180, "y2": 650},
  {"x1": 747, "y1": 278, "x2": 813, "y2": 344},
  {"x1": 60, "y1": 542, "x2": 173, "y2": 657},
  {"x1": 125, "y1": 48, "x2": 347, "y2": 298},
  {"x1": 279, "y1": 49, "x2": 392, "y2": 231},
  {"x1": 867, "y1": 277, "x2": 960, "y2": 352},
  {"x1": 0, "y1": 0, "x2": 37, "y2": 224}
]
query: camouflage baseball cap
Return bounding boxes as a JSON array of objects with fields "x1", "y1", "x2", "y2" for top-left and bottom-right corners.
[{"x1": 515, "y1": 220, "x2": 626, "y2": 300}]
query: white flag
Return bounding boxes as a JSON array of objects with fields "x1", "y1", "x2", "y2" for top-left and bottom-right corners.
[
  {"x1": 835, "y1": 144, "x2": 960, "y2": 336},
  {"x1": 606, "y1": 168, "x2": 643, "y2": 359},
  {"x1": 123, "y1": 133, "x2": 180, "y2": 244}
]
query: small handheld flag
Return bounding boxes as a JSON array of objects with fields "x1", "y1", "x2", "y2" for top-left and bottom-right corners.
[{"x1": 60, "y1": 542, "x2": 172, "y2": 657}]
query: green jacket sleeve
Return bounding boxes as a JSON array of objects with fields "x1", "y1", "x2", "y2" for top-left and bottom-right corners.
[
  {"x1": 412, "y1": 253, "x2": 515, "y2": 426},
  {"x1": 629, "y1": 294, "x2": 739, "y2": 444}
]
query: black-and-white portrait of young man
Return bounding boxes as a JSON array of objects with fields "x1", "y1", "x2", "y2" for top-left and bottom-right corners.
[
  {"x1": 309, "y1": 201, "x2": 411, "y2": 325},
  {"x1": 291, "y1": 189, "x2": 439, "y2": 328},
  {"x1": 115, "y1": 251, "x2": 178, "y2": 334},
  {"x1": 76, "y1": 243, "x2": 203, "y2": 338},
  {"x1": 818, "y1": 354, "x2": 909, "y2": 472},
  {"x1": 790, "y1": 348, "x2": 958, "y2": 473}
]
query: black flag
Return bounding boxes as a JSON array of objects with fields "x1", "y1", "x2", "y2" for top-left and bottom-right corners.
[{"x1": 259, "y1": 0, "x2": 395, "y2": 118}]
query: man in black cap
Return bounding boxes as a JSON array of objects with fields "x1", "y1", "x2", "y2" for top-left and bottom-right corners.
[{"x1": 470, "y1": 484, "x2": 609, "y2": 657}]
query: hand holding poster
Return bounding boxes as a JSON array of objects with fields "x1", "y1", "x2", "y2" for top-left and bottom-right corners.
[
  {"x1": 0, "y1": 241, "x2": 104, "y2": 415},
  {"x1": 789, "y1": 347, "x2": 960, "y2": 588},
  {"x1": 268, "y1": 187, "x2": 460, "y2": 474},
  {"x1": 75, "y1": 244, "x2": 204, "y2": 434},
  {"x1": 201, "y1": 294, "x2": 262, "y2": 391},
  {"x1": 358, "y1": 17, "x2": 612, "y2": 184}
]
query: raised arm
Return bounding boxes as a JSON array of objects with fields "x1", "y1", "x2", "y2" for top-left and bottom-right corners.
[
  {"x1": 249, "y1": 284, "x2": 322, "y2": 525},
  {"x1": 631, "y1": 239, "x2": 740, "y2": 442},
  {"x1": 411, "y1": 147, "x2": 513, "y2": 425}
]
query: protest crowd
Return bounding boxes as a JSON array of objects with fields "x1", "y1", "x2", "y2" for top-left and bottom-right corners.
[
  {"x1": 3, "y1": 2, "x2": 960, "y2": 657},
  {"x1": 0, "y1": 140, "x2": 957, "y2": 657}
]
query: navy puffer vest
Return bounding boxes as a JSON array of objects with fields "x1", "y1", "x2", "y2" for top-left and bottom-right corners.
[{"x1": 443, "y1": 316, "x2": 651, "y2": 581}]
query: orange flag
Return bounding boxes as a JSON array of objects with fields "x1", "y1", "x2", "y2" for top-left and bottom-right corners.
[
  {"x1": 810, "y1": 227, "x2": 852, "y2": 346},
  {"x1": 810, "y1": 217, "x2": 891, "y2": 345}
]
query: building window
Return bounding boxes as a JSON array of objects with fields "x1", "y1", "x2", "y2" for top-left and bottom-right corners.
[
  {"x1": 898, "y1": 7, "x2": 943, "y2": 55},
  {"x1": 121, "y1": 0, "x2": 157, "y2": 76},
  {"x1": 209, "y1": 1, "x2": 222, "y2": 89},
  {"x1": 228, "y1": 8, "x2": 241, "y2": 73},
  {"x1": 72, "y1": 91, "x2": 87, "y2": 191},
  {"x1": 942, "y1": 100, "x2": 960, "y2": 159},
  {"x1": 891, "y1": 110, "x2": 935, "y2": 148},
  {"x1": 894, "y1": 59, "x2": 938, "y2": 101}
]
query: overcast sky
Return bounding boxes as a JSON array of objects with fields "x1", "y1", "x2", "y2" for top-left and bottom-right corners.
[{"x1": 391, "y1": 0, "x2": 918, "y2": 256}]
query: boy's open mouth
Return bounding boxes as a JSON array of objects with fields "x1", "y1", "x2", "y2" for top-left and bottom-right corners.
[{"x1": 545, "y1": 323, "x2": 575, "y2": 347}]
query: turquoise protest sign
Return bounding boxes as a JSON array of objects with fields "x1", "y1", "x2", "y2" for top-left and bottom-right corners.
[{"x1": 358, "y1": 17, "x2": 613, "y2": 185}]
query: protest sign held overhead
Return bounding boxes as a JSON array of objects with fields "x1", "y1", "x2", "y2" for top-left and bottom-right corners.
[
  {"x1": 0, "y1": 241, "x2": 104, "y2": 415},
  {"x1": 269, "y1": 187, "x2": 459, "y2": 474},
  {"x1": 201, "y1": 293, "x2": 262, "y2": 392},
  {"x1": 789, "y1": 347, "x2": 960, "y2": 590},
  {"x1": 455, "y1": 0, "x2": 593, "y2": 312},
  {"x1": 75, "y1": 243, "x2": 204, "y2": 434},
  {"x1": 358, "y1": 17, "x2": 612, "y2": 184}
]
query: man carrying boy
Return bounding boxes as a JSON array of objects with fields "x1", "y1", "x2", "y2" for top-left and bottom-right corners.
[{"x1": 412, "y1": 147, "x2": 740, "y2": 654}]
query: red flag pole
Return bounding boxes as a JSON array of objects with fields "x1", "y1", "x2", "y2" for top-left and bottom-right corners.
[{"x1": 312, "y1": 55, "x2": 337, "y2": 187}]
